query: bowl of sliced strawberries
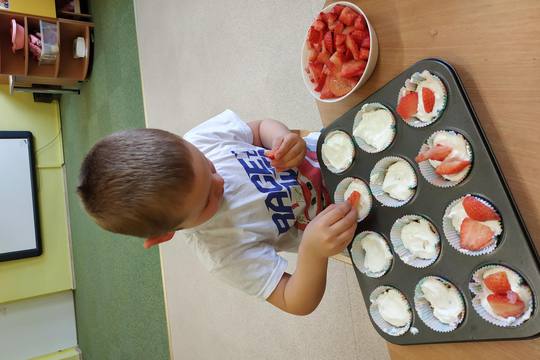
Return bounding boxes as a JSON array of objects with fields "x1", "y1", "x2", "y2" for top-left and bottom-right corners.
[{"x1": 302, "y1": 1, "x2": 379, "y2": 102}]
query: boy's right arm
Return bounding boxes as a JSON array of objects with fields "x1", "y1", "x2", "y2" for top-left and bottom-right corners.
[{"x1": 267, "y1": 203, "x2": 358, "y2": 315}]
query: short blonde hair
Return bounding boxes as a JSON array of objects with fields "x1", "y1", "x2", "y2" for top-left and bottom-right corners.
[{"x1": 77, "y1": 128, "x2": 194, "y2": 237}]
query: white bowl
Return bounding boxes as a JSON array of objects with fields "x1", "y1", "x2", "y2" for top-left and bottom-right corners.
[{"x1": 301, "y1": 1, "x2": 379, "y2": 103}]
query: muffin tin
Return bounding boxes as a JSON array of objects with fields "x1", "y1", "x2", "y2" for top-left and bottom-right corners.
[{"x1": 316, "y1": 58, "x2": 540, "y2": 344}]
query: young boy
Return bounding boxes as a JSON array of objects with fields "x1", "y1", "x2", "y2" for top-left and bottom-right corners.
[{"x1": 78, "y1": 110, "x2": 357, "y2": 315}]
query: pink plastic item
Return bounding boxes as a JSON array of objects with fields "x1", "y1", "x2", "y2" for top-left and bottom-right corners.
[{"x1": 11, "y1": 19, "x2": 25, "y2": 53}]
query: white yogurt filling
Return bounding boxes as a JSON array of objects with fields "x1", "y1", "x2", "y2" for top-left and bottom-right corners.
[
  {"x1": 382, "y1": 161, "x2": 416, "y2": 201},
  {"x1": 353, "y1": 106, "x2": 394, "y2": 151},
  {"x1": 359, "y1": 233, "x2": 392, "y2": 273},
  {"x1": 375, "y1": 289, "x2": 411, "y2": 327},
  {"x1": 420, "y1": 278, "x2": 463, "y2": 325},
  {"x1": 322, "y1": 131, "x2": 354, "y2": 172},
  {"x1": 401, "y1": 219, "x2": 439, "y2": 259}
]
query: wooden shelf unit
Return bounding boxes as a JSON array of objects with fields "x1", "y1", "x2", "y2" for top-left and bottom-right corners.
[{"x1": 0, "y1": 11, "x2": 92, "y2": 82}]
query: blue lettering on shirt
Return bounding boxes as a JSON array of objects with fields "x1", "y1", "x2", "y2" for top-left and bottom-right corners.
[{"x1": 232, "y1": 149, "x2": 298, "y2": 234}]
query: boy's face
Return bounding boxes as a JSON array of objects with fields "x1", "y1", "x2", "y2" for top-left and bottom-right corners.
[{"x1": 144, "y1": 143, "x2": 224, "y2": 249}]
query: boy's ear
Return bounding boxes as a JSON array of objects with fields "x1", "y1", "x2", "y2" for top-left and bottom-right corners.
[{"x1": 144, "y1": 232, "x2": 175, "y2": 249}]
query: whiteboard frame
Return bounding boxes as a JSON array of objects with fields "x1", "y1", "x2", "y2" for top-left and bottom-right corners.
[{"x1": 0, "y1": 131, "x2": 42, "y2": 262}]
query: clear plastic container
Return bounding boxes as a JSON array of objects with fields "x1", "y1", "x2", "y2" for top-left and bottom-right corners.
[{"x1": 39, "y1": 20, "x2": 59, "y2": 64}]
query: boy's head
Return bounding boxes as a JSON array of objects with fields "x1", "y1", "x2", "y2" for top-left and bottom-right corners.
[{"x1": 78, "y1": 129, "x2": 224, "y2": 246}]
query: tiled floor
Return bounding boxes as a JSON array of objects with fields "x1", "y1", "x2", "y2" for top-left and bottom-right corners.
[{"x1": 134, "y1": 0, "x2": 390, "y2": 359}]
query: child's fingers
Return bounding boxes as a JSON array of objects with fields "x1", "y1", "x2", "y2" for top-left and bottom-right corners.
[
  {"x1": 277, "y1": 141, "x2": 305, "y2": 165},
  {"x1": 274, "y1": 136, "x2": 297, "y2": 159},
  {"x1": 321, "y1": 202, "x2": 352, "y2": 226},
  {"x1": 329, "y1": 206, "x2": 358, "y2": 234},
  {"x1": 335, "y1": 222, "x2": 357, "y2": 248}
]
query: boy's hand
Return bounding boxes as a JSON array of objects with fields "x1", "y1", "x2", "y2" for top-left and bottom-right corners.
[
  {"x1": 300, "y1": 202, "x2": 358, "y2": 259},
  {"x1": 265, "y1": 133, "x2": 306, "y2": 172}
]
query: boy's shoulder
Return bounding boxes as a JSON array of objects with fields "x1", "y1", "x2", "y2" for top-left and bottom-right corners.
[{"x1": 185, "y1": 110, "x2": 253, "y2": 146}]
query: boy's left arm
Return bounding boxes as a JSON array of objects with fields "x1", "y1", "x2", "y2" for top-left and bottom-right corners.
[{"x1": 248, "y1": 119, "x2": 306, "y2": 172}]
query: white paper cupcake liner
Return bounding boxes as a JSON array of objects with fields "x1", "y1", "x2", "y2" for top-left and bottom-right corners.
[
  {"x1": 469, "y1": 265, "x2": 534, "y2": 327},
  {"x1": 369, "y1": 156, "x2": 417, "y2": 207},
  {"x1": 350, "y1": 231, "x2": 393, "y2": 278},
  {"x1": 352, "y1": 103, "x2": 396, "y2": 153},
  {"x1": 443, "y1": 196, "x2": 502, "y2": 256},
  {"x1": 321, "y1": 130, "x2": 355, "y2": 174},
  {"x1": 414, "y1": 276, "x2": 465, "y2": 332},
  {"x1": 369, "y1": 286, "x2": 412, "y2": 336},
  {"x1": 397, "y1": 72, "x2": 447, "y2": 128},
  {"x1": 417, "y1": 130, "x2": 473, "y2": 188},
  {"x1": 334, "y1": 177, "x2": 373, "y2": 222},
  {"x1": 390, "y1": 215, "x2": 440, "y2": 268}
]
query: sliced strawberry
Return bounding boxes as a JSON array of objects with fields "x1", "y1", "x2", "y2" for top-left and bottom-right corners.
[
  {"x1": 346, "y1": 34, "x2": 360, "y2": 60},
  {"x1": 307, "y1": 48, "x2": 318, "y2": 62},
  {"x1": 313, "y1": 19, "x2": 326, "y2": 32},
  {"x1": 397, "y1": 92, "x2": 418, "y2": 120},
  {"x1": 333, "y1": 4, "x2": 345, "y2": 16},
  {"x1": 350, "y1": 30, "x2": 368, "y2": 44},
  {"x1": 361, "y1": 37, "x2": 370, "y2": 49},
  {"x1": 342, "y1": 26, "x2": 355, "y2": 35},
  {"x1": 462, "y1": 196, "x2": 501, "y2": 221},
  {"x1": 358, "y1": 47, "x2": 369, "y2": 60},
  {"x1": 354, "y1": 15, "x2": 367, "y2": 31},
  {"x1": 308, "y1": 62, "x2": 324, "y2": 84},
  {"x1": 484, "y1": 271, "x2": 511, "y2": 294},
  {"x1": 333, "y1": 21, "x2": 345, "y2": 34},
  {"x1": 487, "y1": 291, "x2": 525, "y2": 318},
  {"x1": 347, "y1": 191, "x2": 361, "y2": 207},
  {"x1": 320, "y1": 76, "x2": 335, "y2": 99},
  {"x1": 308, "y1": 27, "x2": 322, "y2": 45},
  {"x1": 335, "y1": 33, "x2": 346, "y2": 46},
  {"x1": 326, "y1": 12, "x2": 337, "y2": 26},
  {"x1": 415, "y1": 144, "x2": 452, "y2": 163},
  {"x1": 460, "y1": 218, "x2": 494, "y2": 251},
  {"x1": 326, "y1": 52, "x2": 343, "y2": 75},
  {"x1": 266, "y1": 151, "x2": 275, "y2": 160},
  {"x1": 336, "y1": 44, "x2": 346, "y2": 54},
  {"x1": 422, "y1": 87, "x2": 435, "y2": 113},
  {"x1": 317, "y1": 12, "x2": 328, "y2": 23},
  {"x1": 435, "y1": 158, "x2": 471, "y2": 175},
  {"x1": 323, "y1": 31, "x2": 333, "y2": 53},
  {"x1": 343, "y1": 48, "x2": 353, "y2": 61},
  {"x1": 316, "y1": 50, "x2": 330, "y2": 64},
  {"x1": 341, "y1": 60, "x2": 366, "y2": 78},
  {"x1": 339, "y1": 7, "x2": 359, "y2": 26},
  {"x1": 329, "y1": 76, "x2": 356, "y2": 97},
  {"x1": 314, "y1": 72, "x2": 327, "y2": 92}
]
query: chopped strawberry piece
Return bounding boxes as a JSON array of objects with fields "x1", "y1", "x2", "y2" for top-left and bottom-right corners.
[
  {"x1": 314, "y1": 72, "x2": 327, "y2": 92},
  {"x1": 308, "y1": 48, "x2": 318, "y2": 62},
  {"x1": 354, "y1": 15, "x2": 367, "y2": 31},
  {"x1": 333, "y1": 21, "x2": 344, "y2": 34},
  {"x1": 345, "y1": 34, "x2": 360, "y2": 60},
  {"x1": 341, "y1": 60, "x2": 366, "y2": 78},
  {"x1": 361, "y1": 37, "x2": 370, "y2": 49},
  {"x1": 266, "y1": 151, "x2": 275, "y2": 160},
  {"x1": 484, "y1": 271, "x2": 511, "y2": 294},
  {"x1": 350, "y1": 30, "x2": 368, "y2": 44},
  {"x1": 326, "y1": 12, "x2": 337, "y2": 26},
  {"x1": 313, "y1": 19, "x2": 326, "y2": 32},
  {"x1": 317, "y1": 12, "x2": 328, "y2": 23},
  {"x1": 316, "y1": 50, "x2": 330, "y2": 64},
  {"x1": 326, "y1": 52, "x2": 343, "y2": 74},
  {"x1": 435, "y1": 158, "x2": 471, "y2": 175},
  {"x1": 308, "y1": 27, "x2": 322, "y2": 45},
  {"x1": 462, "y1": 196, "x2": 501, "y2": 221},
  {"x1": 332, "y1": 5, "x2": 345, "y2": 16},
  {"x1": 358, "y1": 47, "x2": 369, "y2": 60},
  {"x1": 323, "y1": 31, "x2": 333, "y2": 53},
  {"x1": 329, "y1": 76, "x2": 356, "y2": 97},
  {"x1": 320, "y1": 76, "x2": 335, "y2": 99},
  {"x1": 335, "y1": 33, "x2": 346, "y2": 46},
  {"x1": 422, "y1": 87, "x2": 436, "y2": 113},
  {"x1": 487, "y1": 291, "x2": 525, "y2": 318},
  {"x1": 342, "y1": 26, "x2": 355, "y2": 35},
  {"x1": 308, "y1": 62, "x2": 324, "y2": 84},
  {"x1": 347, "y1": 191, "x2": 361, "y2": 207},
  {"x1": 415, "y1": 144, "x2": 452, "y2": 163},
  {"x1": 336, "y1": 44, "x2": 346, "y2": 54},
  {"x1": 460, "y1": 218, "x2": 494, "y2": 251},
  {"x1": 397, "y1": 92, "x2": 418, "y2": 120},
  {"x1": 343, "y1": 48, "x2": 353, "y2": 61},
  {"x1": 339, "y1": 7, "x2": 359, "y2": 26}
]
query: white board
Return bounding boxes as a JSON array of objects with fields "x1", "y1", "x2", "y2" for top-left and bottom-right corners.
[{"x1": 0, "y1": 133, "x2": 41, "y2": 261}]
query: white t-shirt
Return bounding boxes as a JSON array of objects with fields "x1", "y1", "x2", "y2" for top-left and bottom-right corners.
[{"x1": 182, "y1": 110, "x2": 328, "y2": 300}]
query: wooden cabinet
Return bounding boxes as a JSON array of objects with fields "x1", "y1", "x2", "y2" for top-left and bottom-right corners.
[{"x1": 0, "y1": 10, "x2": 92, "y2": 85}]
